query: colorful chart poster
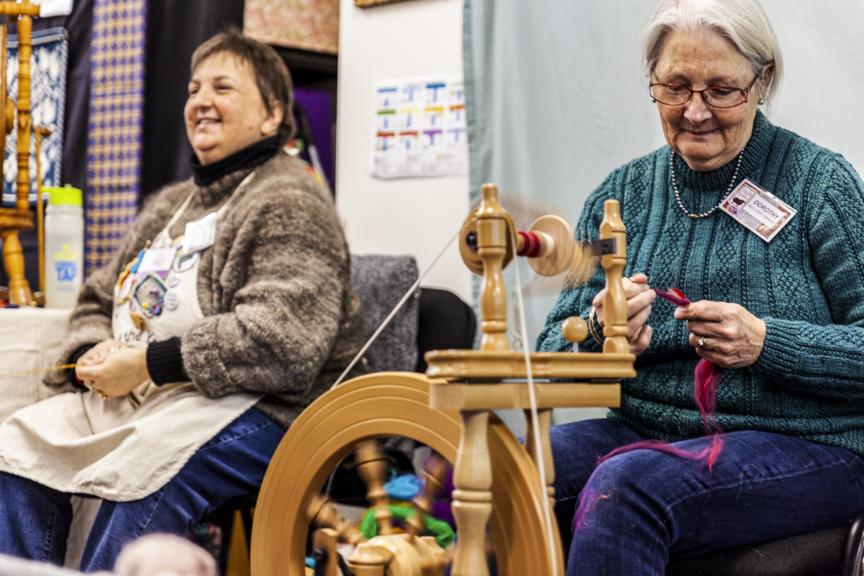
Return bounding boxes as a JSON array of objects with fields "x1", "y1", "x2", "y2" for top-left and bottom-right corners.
[{"x1": 371, "y1": 76, "x2": 468, "y2": 179}]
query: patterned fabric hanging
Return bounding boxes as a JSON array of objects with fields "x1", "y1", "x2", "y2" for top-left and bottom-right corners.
[{"x1": 85, "y1": 0, "x2": 147, "y2": 275}]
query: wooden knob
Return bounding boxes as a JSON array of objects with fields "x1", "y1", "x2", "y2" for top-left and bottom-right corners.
[{"x1": 562, "y1": 316, "x2": 588, "y2": 344}]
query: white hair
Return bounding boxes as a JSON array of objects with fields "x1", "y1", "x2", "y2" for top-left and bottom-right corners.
[{"x1": 642, "y1": 0, "x2": 783, "y2": 104}]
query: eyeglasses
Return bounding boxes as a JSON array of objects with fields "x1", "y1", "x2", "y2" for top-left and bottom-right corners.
[{"x1": 649, "y1": 73, "x2": 760, "y2": 109}]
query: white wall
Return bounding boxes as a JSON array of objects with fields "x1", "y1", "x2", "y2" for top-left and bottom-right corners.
[{"x1": 336, "y1": 0, "x2": 472, "y2": 305}]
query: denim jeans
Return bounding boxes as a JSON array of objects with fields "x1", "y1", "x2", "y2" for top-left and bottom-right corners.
[
  {"x1": 0, "y1": 406, "x2": 284, "y2": 572},
  {"x1": 551, "y1": 418, "x2": 864, "y2": 576}
]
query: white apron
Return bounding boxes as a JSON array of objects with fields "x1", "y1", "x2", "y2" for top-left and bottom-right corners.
[{"x1": 0, "y1": 179, "x2": 261, "y2": 501}]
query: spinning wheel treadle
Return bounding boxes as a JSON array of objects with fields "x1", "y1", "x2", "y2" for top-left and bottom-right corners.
[{"x1": 251, "y1": 372, "x2": 557, "y2": 575}]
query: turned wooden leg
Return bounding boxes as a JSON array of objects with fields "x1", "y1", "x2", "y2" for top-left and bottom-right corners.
[
  {"x1": 2, "y1": 230, "x2": 32, "y2": 305},
  {"x1": 452, "y1": 410, "x2": 492, "y2": 576},
  {"x1": 524, "y1": 408, "x2": 556, "y2": 508}
]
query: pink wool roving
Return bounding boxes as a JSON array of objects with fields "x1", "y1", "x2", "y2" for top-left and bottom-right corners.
[{"x1": 573, "y1": 287, "x2": 724, "y2": 530}]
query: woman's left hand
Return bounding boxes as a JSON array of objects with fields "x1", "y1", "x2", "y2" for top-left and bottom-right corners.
[
  {"x1": 76, "y1": 347, "x2": 150, "y2": 397},
  {"x1": 674, "y1": 300, "x2": 766, "y2": 368}
]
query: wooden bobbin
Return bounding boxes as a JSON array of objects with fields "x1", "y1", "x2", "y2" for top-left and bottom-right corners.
[{"x1": 521, "y1": 215, "x2": 575, "y2": 277}]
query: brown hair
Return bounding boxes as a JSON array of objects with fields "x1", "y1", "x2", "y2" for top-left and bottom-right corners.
[{"x1": 191, "y1": 29, "x2": 295, "y2": 143}]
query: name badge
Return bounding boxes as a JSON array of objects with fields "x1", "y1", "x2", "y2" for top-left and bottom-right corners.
[
  {"x1": 137, "y1": 247, "x2": 177, "y2": 274},
  {"x1": 182, "y1": 212, "x2": 219, "y2": 253},
  {"x1": 720, "y1": 178, "x2": 796, "y2": 242}
]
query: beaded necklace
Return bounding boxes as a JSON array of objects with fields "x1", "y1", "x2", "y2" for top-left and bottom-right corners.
[{"x1": 670, "y1": 149, "x2": 743, "y2": 219}]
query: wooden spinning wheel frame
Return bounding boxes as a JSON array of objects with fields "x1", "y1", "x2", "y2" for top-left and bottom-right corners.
[{"x1": 251, "y1": 184, "x2": 636, "y2": 575}]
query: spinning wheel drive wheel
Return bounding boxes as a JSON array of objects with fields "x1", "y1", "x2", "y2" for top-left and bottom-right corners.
[{"x1": 251, "y1": 372, "x2": 559, "y2": 575}]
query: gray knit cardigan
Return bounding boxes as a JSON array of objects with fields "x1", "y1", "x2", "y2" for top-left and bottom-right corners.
[{"x1": 44, "y1": 152, "x2": 365, "y2": 429}]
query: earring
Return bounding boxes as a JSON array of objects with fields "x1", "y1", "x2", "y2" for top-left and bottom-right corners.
[{"x1": 758, "y1": 98, "x2": 765, "y2": 105}]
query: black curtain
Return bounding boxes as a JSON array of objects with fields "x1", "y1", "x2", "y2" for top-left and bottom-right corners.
[{"x1": 141, "y1": 0, "x2": 244, "y2": 198}]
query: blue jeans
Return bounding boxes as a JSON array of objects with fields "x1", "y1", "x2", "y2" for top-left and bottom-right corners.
[
  {"x1": 0, "y1": 406, "x2": 284, "y2": 572},
  {"x1": 551, "y1": 418, "x2": 864, "y2": 576}
]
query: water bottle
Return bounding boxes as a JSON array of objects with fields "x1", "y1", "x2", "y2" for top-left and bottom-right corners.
[{"x1": 44, "y1": 185, "x2": 84, "y2": 309}]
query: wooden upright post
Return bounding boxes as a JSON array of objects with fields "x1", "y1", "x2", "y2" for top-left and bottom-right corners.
[
  {"x1": 524, "y1": 408, "x2": 556, "y2": 510},
  {"x1": 15, "y1": 8, "x2": 32, "y2": 212},
  {"x1": 451, "y1": 410, "x2": 492, "y2": 576},
  {"x1": 1, "y1": 230, "x2": 29, "y2": 303},
  {"x1": 0, "y1": 0, "x2": 41, "y2": 306},
  {"x1": 449, "y1": 182, "x2": 514, "y2": 576},
  {"x1": 476, "y1": 183, "x2": 510, "y2": 352},
  {"x1": 600, "y1": 199, "x2": 629, "y2": 354}
]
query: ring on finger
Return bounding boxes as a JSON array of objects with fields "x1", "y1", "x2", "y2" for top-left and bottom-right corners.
[{"x1": 697, "y1": 336, "x2": 706, "y2": 348}]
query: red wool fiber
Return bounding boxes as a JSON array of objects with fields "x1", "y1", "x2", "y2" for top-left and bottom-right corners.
[{"x1": 573, "y1": 288, "x2": 724, "y2": 530}]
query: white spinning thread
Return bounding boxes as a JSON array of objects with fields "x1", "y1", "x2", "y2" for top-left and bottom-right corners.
[
  {"x1": 511, "y1": 229, "x2": 561, "y2": 576},
  {"x1": 331, "y1": 230, "x2": 460, "y2": 389}
]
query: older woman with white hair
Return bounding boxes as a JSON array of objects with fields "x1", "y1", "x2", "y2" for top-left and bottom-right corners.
[{"x1": 538, "y1": 0, "x2": 864, "y2": 573}]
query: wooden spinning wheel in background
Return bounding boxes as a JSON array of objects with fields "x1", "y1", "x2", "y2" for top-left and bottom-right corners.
[
  {"x1": 251, "y1": 184, "x2": 636, "y2": 575},
  {"x1": 0, "y1": 0, "x2": 40, "y2": 306}
]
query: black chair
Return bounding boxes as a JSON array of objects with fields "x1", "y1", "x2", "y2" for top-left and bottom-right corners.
[
  {"x1": 415, "y1": 286, "x2": 477, "y2": 372},
  {"x1": 667, "y1": 514, "x2": 864, "y2": 576}
]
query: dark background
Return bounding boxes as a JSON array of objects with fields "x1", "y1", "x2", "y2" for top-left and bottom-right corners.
[{"x1": 2, "y1": 0, "x2": 338, "y2": 288}]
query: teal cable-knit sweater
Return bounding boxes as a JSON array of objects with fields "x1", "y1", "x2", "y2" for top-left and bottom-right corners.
[{"x1": 538, "y1": 112, "x2": 864, "y2": 457}]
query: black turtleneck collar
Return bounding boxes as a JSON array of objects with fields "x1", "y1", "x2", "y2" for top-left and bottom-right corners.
[{"x1": 191, "y1": 135, "x2": 281, "y2": 187}]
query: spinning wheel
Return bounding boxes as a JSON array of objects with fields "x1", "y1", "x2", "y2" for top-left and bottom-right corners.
[
  {"x1": 0, "y1": 0, "x2": 41, "y2": 305},
  {"x1": 251, "y1": 372, "x2": 557, "y2": 575},
  {"x1": 252, "y1": 184, "x2": 636, "y2": 575}
]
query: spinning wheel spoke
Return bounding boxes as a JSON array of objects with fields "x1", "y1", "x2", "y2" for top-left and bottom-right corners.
[
  {"x1": 308, "y1": 494, "x2": 365, "y2": 546},
  {"x1": 354, "y1": 440, "x2": 395, "y2": 535},
  {"x1": 406, "y1": 453, "x2": 448, "y2": 539},
  {"x1": 311, "y1": 440, "x2": 453, "y2": 575}
]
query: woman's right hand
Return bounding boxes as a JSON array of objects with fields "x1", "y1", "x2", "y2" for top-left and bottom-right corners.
[
  {"x1": 592, "y1": 272, "x2": 656, "y2": 355},
  {"x1": 76, "y1": 339, "x2": 128, "y2": 369}
]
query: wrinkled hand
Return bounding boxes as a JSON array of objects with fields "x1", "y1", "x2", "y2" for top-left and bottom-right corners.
[
  {"x1": 76, "y1": 345, "x2": 150, "y2": 398},
  {"x1": 674, "y1": 300, "x2": 766, "y2": 368},
  {"x1": 593, "y1": 272, "x2": 656, "y2": 355}
]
